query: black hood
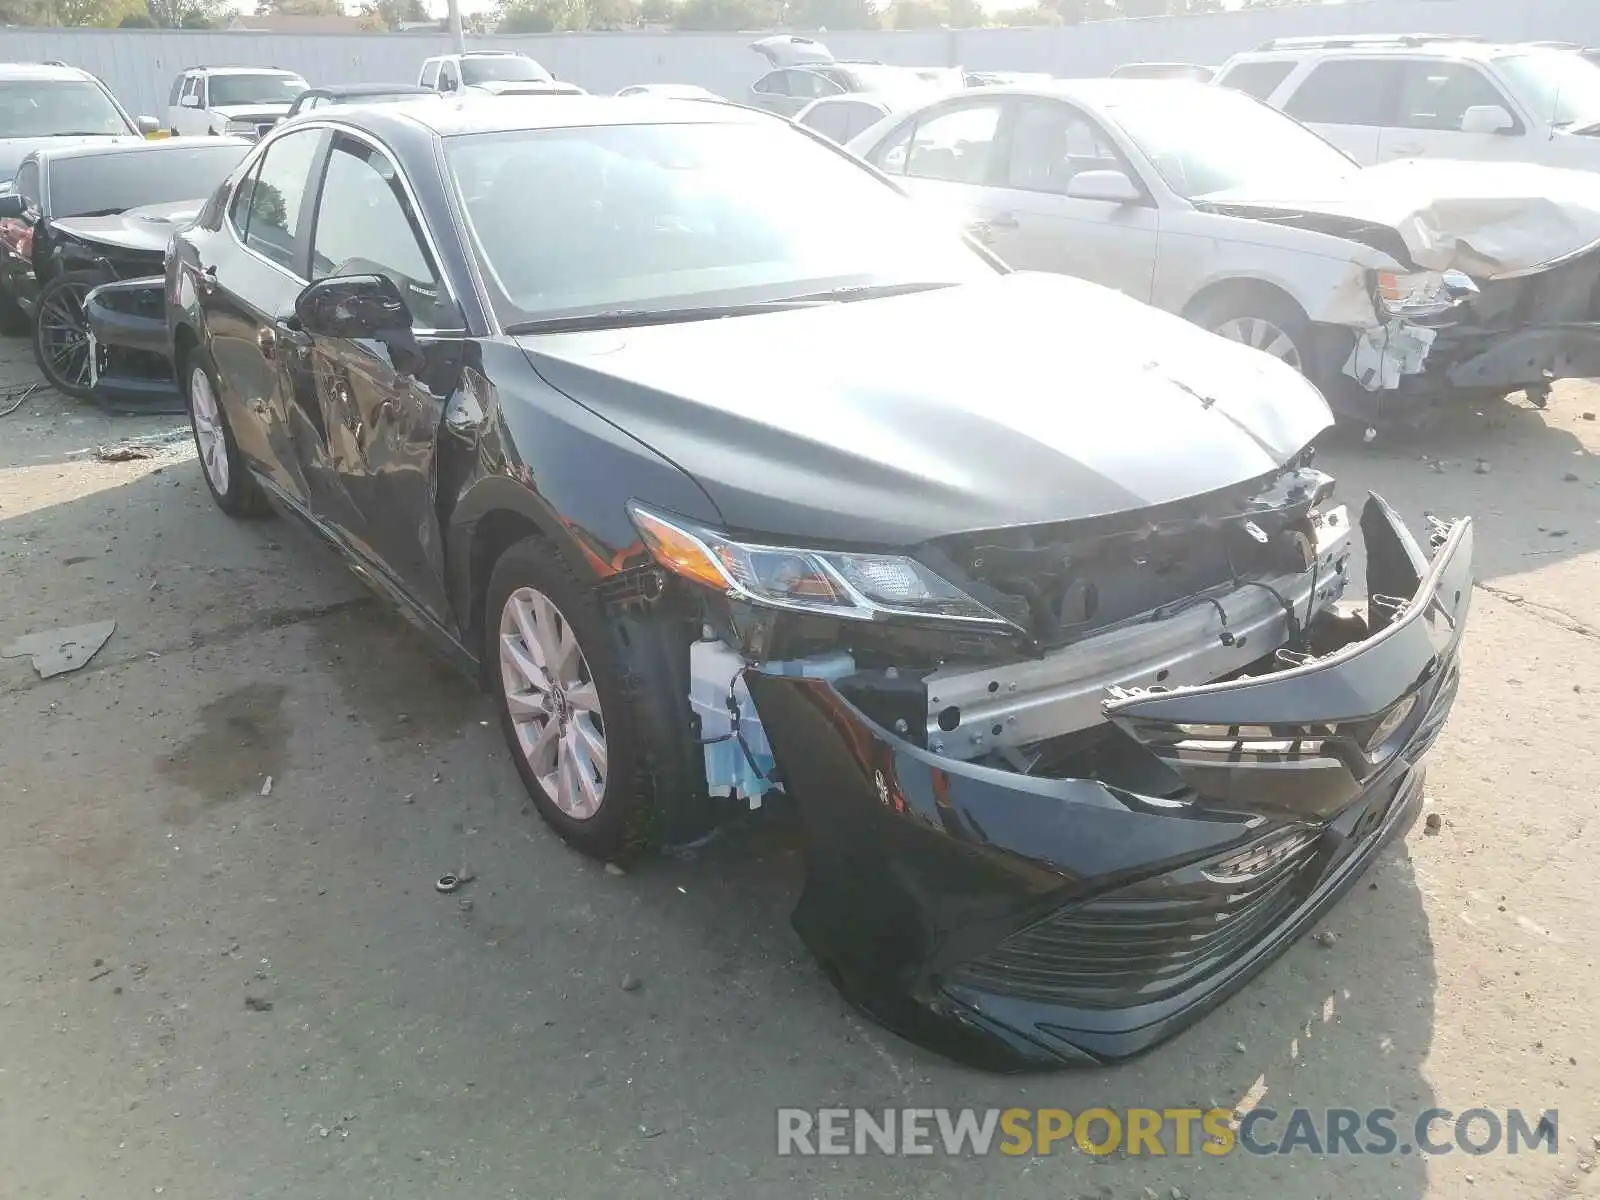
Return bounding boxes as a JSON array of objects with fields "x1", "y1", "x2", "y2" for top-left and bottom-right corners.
[
  {"x1": 52, "y1": 199, "x2": 202, "y2": 254},
  {"x1": 517, "y1": 273, "x2": 1332, "y2": 547}
]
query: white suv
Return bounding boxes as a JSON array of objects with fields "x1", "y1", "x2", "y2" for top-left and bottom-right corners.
[
  {"x1": 167, "y1": 66, "x2": 308, "y2": 139},
  {"x1": 418, "y1": 51, "x2": 563, "y2": 97},
  {"x1": 1215, "y1": 35, "x2": 1600, "y2": 170}
]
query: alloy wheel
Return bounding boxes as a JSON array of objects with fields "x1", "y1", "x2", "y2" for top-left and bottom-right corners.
[
  {"x1": 189, "y1": 365, "x2": 231, "y2": 495},
  {"x1": 1212, "y1": 316, "x2": 1304, "y2": 373},
  {"x1": 498, "y1": 585, "x2": 608, "y2": 821},
  {"x1": 37, "y1": 283, "x2": 94, "y2": 390}
]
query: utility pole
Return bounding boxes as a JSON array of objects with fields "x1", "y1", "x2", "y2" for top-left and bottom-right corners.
[{"x1": 447, "y1": 0, "x2": 465, "y2": 53}]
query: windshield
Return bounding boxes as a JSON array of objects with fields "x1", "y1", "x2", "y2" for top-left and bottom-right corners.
[
  {"x1": 0, "y1": 80, "x2": 131, "y2": 138},
  {"x1": 208, "y1": 74, "x2": 307, "y2": 107},
  {"x1": 50, "y1": 144, "x2": 249, "y2": 217},
  {"x1": 446, "y1": 120, "x2": 995, "y2": 327},
  {"x1": 844, "y1": 64, "x2": 953, "y2": 96},
  {"x1": 1495, "y1": 51, "x2": 1600, "y2": 128},
  {"x1": 1105, "y1": 87, "x2": 1356, "y2": 199},
  {"x1": 461, "y1": 56, "x2": 552, "y2": 85}
]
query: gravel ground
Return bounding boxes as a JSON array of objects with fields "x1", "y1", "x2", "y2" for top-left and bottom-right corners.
[{"x1": 1, "y1": 334, "x2": 1597, "y2": 1200}]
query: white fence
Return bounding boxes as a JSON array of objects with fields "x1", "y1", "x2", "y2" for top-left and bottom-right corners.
[{"x1": 1, "y1": 0, "x2": 1599, "y2": 118}]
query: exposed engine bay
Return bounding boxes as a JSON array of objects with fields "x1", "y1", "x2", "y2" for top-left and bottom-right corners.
[{"x1": 682, "y1": 460, "x2": 1371, "y2": 804}]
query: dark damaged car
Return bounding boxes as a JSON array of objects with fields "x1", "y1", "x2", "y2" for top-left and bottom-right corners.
[
  {"x1": 165, "y1": 98, "x2": 1472, "y2": 1070},
  {"x1": 0, "y1": 137, "x2": 250, "y2": 403}
]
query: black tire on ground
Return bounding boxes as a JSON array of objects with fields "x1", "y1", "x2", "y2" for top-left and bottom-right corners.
[
  {"x1": 1188, "y1": 285, "x2": 1314, "y2": 380},
  {"x1": 486, "y1": 536, "x2": 657, "y2": 863},
  {"x1": 179, "y1": 341, "x2": 271, "y2": 519},
  {"x1": 32, "y1": 270, "x2": 107, "y2": 399}
]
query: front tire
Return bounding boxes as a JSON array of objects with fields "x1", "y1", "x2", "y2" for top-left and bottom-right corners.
[
  {"x1": 1190, "y1": 287, "x2": 1312, "y2": 377},
  {"x1": 32, "y1": 270, "x2": 107, "y2": 399},
  {"x1": 486, "y1": 537, "x2": 652, "y2": 862},
  {"x1": 181, "y1": 343, "x2": 270, "y2": 519}
]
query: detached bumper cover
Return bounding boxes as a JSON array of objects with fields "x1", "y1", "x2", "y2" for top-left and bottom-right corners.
[
  {"x1": 84, "y1": 276, "x2": 183, "y2": 414},
  {"x1": 1439, "y1": 321, "x2": 1600, "y2": 391},
  {"x1": 746, "y1": 497, "x2": 1471, "y2": 1070}
]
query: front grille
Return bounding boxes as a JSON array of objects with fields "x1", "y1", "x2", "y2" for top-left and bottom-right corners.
[{"x1": 946, "y1": 828, "x2": 1322, "y2": 1009}]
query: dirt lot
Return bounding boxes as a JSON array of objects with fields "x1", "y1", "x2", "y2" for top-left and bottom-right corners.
[{"x1": 1, "y1": 330, "x2": 1597, "y2": 1200}]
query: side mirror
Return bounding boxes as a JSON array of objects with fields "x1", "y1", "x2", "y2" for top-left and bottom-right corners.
[
  {"x1": 293, "y1": 274, "x2": 411, "y2": 339},
  {"x1": 1461, "y1": 104, "x2": 1514, "y2": 135},
  {"x1": 136, "y1": 115, "x2": 160, "y2": 134},
  {"x1": 0, "y1": 192, "x2": 26, "y2": 219},
  {"x1": 1065, "y1": 169, "x2": 1142, "y2": 204},
  {"x1": 179, "y1": 93, "x2": 199, "y2": 108}
]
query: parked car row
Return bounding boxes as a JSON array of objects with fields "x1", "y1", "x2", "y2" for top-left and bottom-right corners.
[{"x1": 36, "y1": 88, "x2": 1474, "y2": 1073}]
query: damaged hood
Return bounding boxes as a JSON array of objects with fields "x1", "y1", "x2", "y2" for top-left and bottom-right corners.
[
  {"x1": 1200, "y1": 159, "x2": 1600, "y2": 278},
  {"x1": 53, "y1": 200, "x2": 201, "y2": 254},
  {"x1": 519, "y1": 272, "x2": 1332, "y2": 546}
]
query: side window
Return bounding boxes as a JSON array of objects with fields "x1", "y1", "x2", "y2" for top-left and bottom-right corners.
[
  {"x1": 1283, "y1": 59, "x2": 1401, "y2": 126},
  {"x1": 840, "y1": 102, "x2": 885, "y2": 140},
  {"x1": 1395, "y1": 62, "x2": 1513, "y2": 131},
  {"x1": 420, "y1": 61, "x2": 439, "y2": 89},
  {"x1": 227, "y1": 158, "x2": 262, "y2": 238},
  {"x1": 795, "y1": 70, "x2": 843, "y2": 99},
  {"x1": 1216, "y1": 60, "x2": 1295, "y2": 101},
  {"x1": 800, "y1": 102, "x2": 851, "y2": 142},
  {"x1": 14, "y1": 161, "x2": 40, "y2": 207},
  {"x1": 310, "y1": 135, "x2": 447, "y2": 326},
  {"x1": 904, "y1": 102, "x2": 1004, "y2": 185},
  {"x1": 180, "y1": 74, "x2": 200, "y2": 105},
  {"x1": 240, "y1": 129, "x2": 324, "y2": 272},
  {"x1": 439, "y1": 61, "x2": 459, "y2": 91},
  {"x1": 1004, "y1": 101, "x2": 1128, "y2": 196},
  {"x1": 752, "y1": 70, "x2": 788, "y2": 96}
]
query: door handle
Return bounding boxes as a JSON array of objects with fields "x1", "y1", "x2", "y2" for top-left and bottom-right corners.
[
  {"x1": 1390, "y1": 143, "x2": 1424, "y2": 156},
  {"x1": 989, "y1": 211, "x2": 1021, "y2": 230},
  {"x1": 197, "y1": 264, "x2": 217, "y2": 296}
]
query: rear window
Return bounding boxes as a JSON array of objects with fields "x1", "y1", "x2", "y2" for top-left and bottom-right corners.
[
  {"x1": 49, "y1": 144, "x2": 250, "y2": 217},
  {"x1": 1283, "y1": 59, "x2": 1401, "y2": 125},
  {"x1": 1216, "y1": 60, "x2": 1295, "y2": 100}
]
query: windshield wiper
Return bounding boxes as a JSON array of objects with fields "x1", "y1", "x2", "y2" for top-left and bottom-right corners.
[
  {"x1": 45, "y1": 130, "x2": 126, "y2": 137},
  {"x1": 505, "y1": 299, "x2": 832, "y2": 334},
  {"x1": 770, "y1": 280, "x2": 959, "y2": 304}
]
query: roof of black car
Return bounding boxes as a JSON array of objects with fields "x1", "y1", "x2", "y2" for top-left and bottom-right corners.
[
  {"x1": 308, "y1": 82, "x2": 433, "y2": 97},
  {"x1": 33, "y1": 136, "x2": 253, "y2": 163},
  {"x1": 342, "y1": 94, "x2": 773, "y2": 139}
]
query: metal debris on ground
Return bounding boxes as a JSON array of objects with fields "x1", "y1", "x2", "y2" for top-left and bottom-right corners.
[
  {"x1": 603, "y1": 862, "x2": 626, "y2": 877},
  {"x1": 1, "y1": 620, "x2": 116, "y2": 679},
  {"x1": 243, "y1": 995, "x2": 273, "y2": 1012},
  {"x1": 435, "y1": 871, "x2": 474, "y2": 894},
  {"x1": 1313, "y1": 930, "x2": 1338, "y2": 947},
  {"x1": 1474, "y1": 459, "x2": 1491, "y2": 474},
  {"x1": 0, "y1": 382, "x2": 40, "y2": 419},
  {"x1": 1565, "y1": 472, "x2": 1582, "y2": 482},
  {"x1": 91, "y1": 427, "x2": 191, "y2": 463},
  {"x1": 260, "y1": 776, "x2": 273, "y2": 797},
  {"x1": 1425, "y1": 812, "x2": 1444, "y2": 834}
]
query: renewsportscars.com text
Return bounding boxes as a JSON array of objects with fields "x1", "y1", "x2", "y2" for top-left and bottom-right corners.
[{"x1": 776, "y1": 1107, "x2": 1559, "y2": 1158}]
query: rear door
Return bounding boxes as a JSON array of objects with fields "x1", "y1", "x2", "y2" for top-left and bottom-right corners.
[
  {"x1": 298, "y1": 131, "x2": 463, "y2": 620},
  {"x1": 199, "y1": 125, "x2": 328, "y2": 504},
  {"x1": 1377, "y1": 59, "x2": 1528, "y2": 162},
  {"x1": 867, "y1": 96, "x2": 1013, "y2": 250},
  {"x1": 984, "y1": 97, "x2": 1159, "y2": 300},
  {"x1": 1280, "y1": 57, "x2": 1402, "y2": 165}
]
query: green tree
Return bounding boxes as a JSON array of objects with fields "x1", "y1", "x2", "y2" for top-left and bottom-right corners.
[
  {"x1": 255, "y1": 0, "x2": 344, "y2": 15},
  {"x1": 639, "y1": 0, "x2": 675, "y2": 20},
  {"x1": 787, "y1": 0, "x2": 876, "y2": 29},
  {"x1": 587, "y1": 0, "x2": 640, "y2": 28},
  {"x1": 358, "y1": 0, "x2": 426, "y2": 26},
  {"x1": 496, "y1": 0, "x2": 589, "y2": 28},
  {"x1": 671, "y1": 0, "x2": 773, "y2": 30}
]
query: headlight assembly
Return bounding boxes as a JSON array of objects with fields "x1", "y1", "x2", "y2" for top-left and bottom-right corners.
[
  {"x1": 223, "y1": 119, "x2": 258, "y2": 136},
  {"x1": 1375, "y1": 268, "x2": 1477, "y2": 318},
  {"x1": 628, "y1": 502, "x2": 1013, "y2": 627}
]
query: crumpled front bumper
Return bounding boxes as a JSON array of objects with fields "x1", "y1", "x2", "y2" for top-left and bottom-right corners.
[
  {"x1": 1438, "y1": 321, "x2": 1600, "y2": 392},
  {"x1": 84, "y1": 275, "x2": 183, "y2": 415},
  {"x1": 745, "y1": 497, "x2": 1471, "y2": 1071}
]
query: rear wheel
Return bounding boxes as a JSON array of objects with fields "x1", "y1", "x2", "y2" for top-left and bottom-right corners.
[
  {"x1": 181, "y1": 343, "x2": 270, "y2": 519},
  {"x1": 32, "y1": 270, "x2": 106, "y2": 399}
]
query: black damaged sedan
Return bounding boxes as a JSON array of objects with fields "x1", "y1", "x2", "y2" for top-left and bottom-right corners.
[{"x1": 163, "y1": 96, "x2": 1471, "y2": 1071}]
